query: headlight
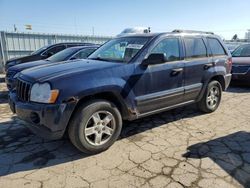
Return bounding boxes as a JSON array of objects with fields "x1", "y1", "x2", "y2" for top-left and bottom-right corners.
[{"x1": 30, "y1": 82, "x2": 59, "y2": 103}]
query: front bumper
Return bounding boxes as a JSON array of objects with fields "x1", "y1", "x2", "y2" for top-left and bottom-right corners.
[{"x1": 9, "y1": 92, "x2": 77, "y2": 140}]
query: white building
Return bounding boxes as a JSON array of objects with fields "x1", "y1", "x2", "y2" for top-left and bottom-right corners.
[{"x1": 245, "y1": 30, "x2": 250, "y2": 39}]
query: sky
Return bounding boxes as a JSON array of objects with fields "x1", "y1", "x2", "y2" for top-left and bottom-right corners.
[{"x1": 0, "y1": 0, "x2": 249, "y2": 39}]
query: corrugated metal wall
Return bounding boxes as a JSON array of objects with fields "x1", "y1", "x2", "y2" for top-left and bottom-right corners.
[{"x1": 0, "y1": 31, "x2": 112, "y2": 72}]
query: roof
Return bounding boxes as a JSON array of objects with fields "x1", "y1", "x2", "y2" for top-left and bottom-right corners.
[
  {"x1": 116, "y1": 30, "x2": 218, "y2": 38},
  {"x1": 68, "y1": 45, "x2": 100, "y2": 50},
  {"x1": 50, "y1": 42, "x2": 97, "y2": 46}
]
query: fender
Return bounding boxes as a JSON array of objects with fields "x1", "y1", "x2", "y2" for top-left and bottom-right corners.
[
  {"x1": 197, "y1": 66, "x2": 227, "y2": 102},
  {"x1": 68, "y1": 78, "x2": 139, "y2": 120}
]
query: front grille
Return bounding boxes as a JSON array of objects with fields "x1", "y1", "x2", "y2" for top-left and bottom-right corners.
[
  {"x1": 16, "y1": 79, "x2": 31, "y2": 102},
  {"x1": 232, "y1": 65, "x2": 250, "y2": 74}
]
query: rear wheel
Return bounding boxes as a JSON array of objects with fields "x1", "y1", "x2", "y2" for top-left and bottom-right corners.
[
  {"x1": 68, "y1": 100, "x2": 122, "y2": 154},
  {"x1": 198, "y1": 80, "x2": 222, "y2": 113}
]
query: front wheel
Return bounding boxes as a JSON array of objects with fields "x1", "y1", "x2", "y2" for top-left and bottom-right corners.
[
  {"x1": 198, "y1": 80, "x2": 222, "y2": 113},
  {"x1": 68, "y1": 100, "x2": 122, "y2": 154}
]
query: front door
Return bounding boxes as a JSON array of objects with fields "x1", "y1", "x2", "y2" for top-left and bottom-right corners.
[{"x1": 133, "y1": 37, "x2": 185, "y2": 114}]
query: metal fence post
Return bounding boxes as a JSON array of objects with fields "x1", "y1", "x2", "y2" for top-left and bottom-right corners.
[{"x1": 0, "y1": 31, "x2": 7, "y2": 73}]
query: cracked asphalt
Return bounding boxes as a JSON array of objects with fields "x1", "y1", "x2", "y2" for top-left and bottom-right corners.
[{"x1": 0, "y1": 73, "x2": 250, "y2": 188}]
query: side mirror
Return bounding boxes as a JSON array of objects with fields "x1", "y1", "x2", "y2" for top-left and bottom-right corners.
[{"x1": 141, "y1": 53, "x2": 166, "y2": 66}]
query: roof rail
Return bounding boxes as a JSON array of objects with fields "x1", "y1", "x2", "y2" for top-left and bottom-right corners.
[{"x1": 172, "y1": 29, "x2": 214, "y2": 35}]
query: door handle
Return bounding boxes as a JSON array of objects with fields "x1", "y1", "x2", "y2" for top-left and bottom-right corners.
[
  {"x1": 171, "y1": 68, "x2": 183, "y2": 76},
  {"x1": 204, "y1": 62, "x2": 215, "y2": 70}
]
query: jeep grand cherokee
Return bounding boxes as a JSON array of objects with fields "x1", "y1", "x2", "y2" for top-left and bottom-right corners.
[{"x1": 9, "y1": 30, "x2": 232, "y2": 154}]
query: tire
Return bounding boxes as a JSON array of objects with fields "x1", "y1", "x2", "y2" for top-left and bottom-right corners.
[
  {"x1": 198, "y1": 80, "x2": 222, "y2": 113},
  {"x1": 68, "y1": 100, "x2": 122, "y2": 154}
]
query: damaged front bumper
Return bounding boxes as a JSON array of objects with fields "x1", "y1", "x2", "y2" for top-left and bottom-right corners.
[{"x1": 8, "y1": 92, "x2": 77, "y2": 140}]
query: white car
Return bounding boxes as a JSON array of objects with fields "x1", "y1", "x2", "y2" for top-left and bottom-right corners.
[{"x1": 117, "y1": 27, "x2": 150, "y2": 37}]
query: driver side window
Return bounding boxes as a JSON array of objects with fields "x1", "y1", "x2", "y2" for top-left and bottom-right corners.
[
  {"x1": 151, "y1": 38, "x2": 180, "y2": 62},
  {"x1": 44, "y1": 45, "x2": 66, "y2": 57}
]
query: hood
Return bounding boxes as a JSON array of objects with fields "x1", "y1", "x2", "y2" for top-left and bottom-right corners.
[
  {"x1": 8, "y1": 60, "x2": 51, "y2": 73},
  {"x1": 232, "y1": 57, "x2": 250, "y2": 65},
  {"x1": 20, "y1": 59, "x2": 123, "y2": 82},
  {"x1": 6, "y1": 55, "x2": 37, "y2": 64}
]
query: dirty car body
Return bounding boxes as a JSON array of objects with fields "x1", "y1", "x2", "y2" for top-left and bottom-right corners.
[{"x1": 8, "y1": 31, "x2": 232, "y2": 153}]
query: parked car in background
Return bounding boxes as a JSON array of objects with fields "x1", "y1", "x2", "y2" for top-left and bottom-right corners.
[
  {"x1": 9, "y1": 30, "x2": 232, "y2": 154},
  {"x1": 4, "y1": 42, "x2": 96, "y2": 71},
  {"x1": 226, "y1": 43, "x2": 239, "y2": 53},
  {"x1": 231, "y1": 44, "x2": 250, "y2": 84},
  {"x1": 5, "y1": 45, "x2": 98, "y2": 90},
  {"x1": 117, "y1": 27, "x2": 150, "y2": 37}
]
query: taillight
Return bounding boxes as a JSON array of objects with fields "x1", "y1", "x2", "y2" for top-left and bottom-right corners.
[{"x1": 226, "y1": 57, "x2": 232, "y2": 71}]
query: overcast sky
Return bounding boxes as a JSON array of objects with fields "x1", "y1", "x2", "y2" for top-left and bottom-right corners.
[{"x1": 0, "y1": 0, "x2": 249, "y2": 39}]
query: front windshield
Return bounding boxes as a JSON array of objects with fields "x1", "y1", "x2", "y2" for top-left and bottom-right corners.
[
  {"x1": 47, "y1": 48, "x2": 78, "y2": 62},
  {"x1": 31, "y1": 45, "x2": 49, "y2": 55},
  {"x1": 232, "y1": 44, "x2": 250, "y2": 57},
  {"x1": 88, "y1": 37, "x2": 150, "y2": 63}
]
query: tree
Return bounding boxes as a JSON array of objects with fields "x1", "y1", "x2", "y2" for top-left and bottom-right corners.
[{"x1": 232, "y1": 34, "x2": 238, "y2": 41}]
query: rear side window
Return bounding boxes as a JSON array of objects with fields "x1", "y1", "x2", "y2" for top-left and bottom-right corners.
[
  {"x1": 184, "y1": 38, "x2": 207, "y2": 59},
  {"x1": 207, "y1": 38, "x2": 226, "y2": 56},
  {"x1": 151, "y1": 38, "x2": 180, "y2": 62},
  {"x1": 44, "y1": 45, "x2": 66, "y2": 56}
]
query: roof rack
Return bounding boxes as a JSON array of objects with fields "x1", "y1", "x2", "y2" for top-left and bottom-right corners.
[{"x1": 172, "y1": 29, "x2": 214, "y2": 35}]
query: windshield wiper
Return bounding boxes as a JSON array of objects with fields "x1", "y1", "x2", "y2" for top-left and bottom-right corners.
[
  {"x1": 89, "y1": 57, "x2": 126, "y2": 63},
  {"x1": 89, "y1": 57, "x2": 110, "y2": 62}
]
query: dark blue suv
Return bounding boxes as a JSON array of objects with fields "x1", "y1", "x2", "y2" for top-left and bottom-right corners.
[{"x1": 8, "y1": 30, "x2": 232, "y2": 154}]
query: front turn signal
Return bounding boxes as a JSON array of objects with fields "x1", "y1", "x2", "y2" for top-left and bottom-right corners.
[{"x1": 49, "y1": 90, "x2": 59, "y2": 103}]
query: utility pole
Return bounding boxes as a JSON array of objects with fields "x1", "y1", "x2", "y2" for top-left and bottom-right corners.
[{"x1": 92, "y1": 27, "x2": 95, "y2": 36}]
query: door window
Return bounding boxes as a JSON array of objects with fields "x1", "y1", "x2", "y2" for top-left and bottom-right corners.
[
  {"x1": 151, "y1": 38, "x2": 180, "y2": 62},
  {"x1": 43, "y1": 45, "x2": 66, "y2": 56},
  {"x1": 207, "y1": 38, "x2": 226, "y2": 56},
  {"x1": 184, "y1": 38, "x2": 207, "y2": 58}
]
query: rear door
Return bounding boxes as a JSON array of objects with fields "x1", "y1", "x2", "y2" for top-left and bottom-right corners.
[{"x1": 183, "y1": 37, "x2": 213, "y2": 101}]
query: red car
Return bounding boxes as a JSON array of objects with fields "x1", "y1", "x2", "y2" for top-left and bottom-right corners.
[{"x1": 231, "y1": 44, "x2": 250, "y2": 84}]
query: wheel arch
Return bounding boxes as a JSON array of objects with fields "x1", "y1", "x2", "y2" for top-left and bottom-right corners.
[
  {"x1": 209, "y1": 75, "x2": 226, "y2": 91},
  {"x1": 70, "y1": 90, "x2": 131, "y2": 121},
  {"x1": 197, "y1": 74, "x2": 226, "y2": 102}
]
